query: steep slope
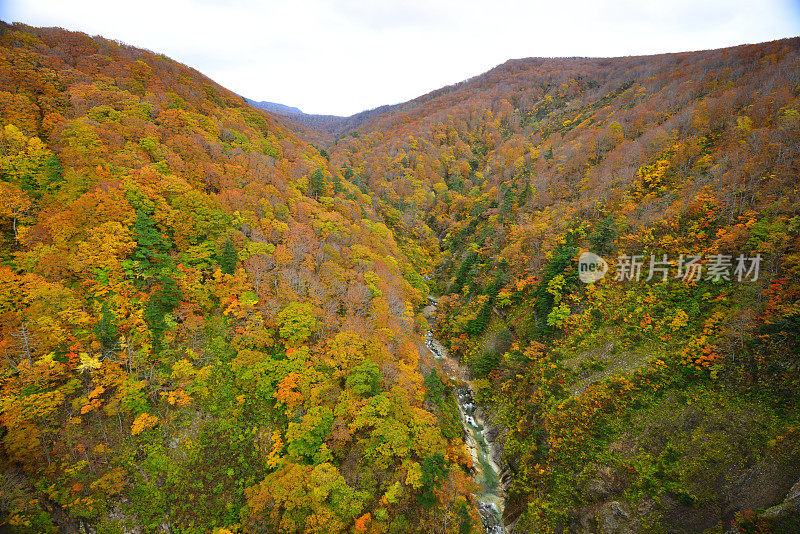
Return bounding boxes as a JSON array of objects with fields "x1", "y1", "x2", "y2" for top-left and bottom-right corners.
[
  {"x1": 2, "y1": 18, "x2": 799, "y2": 534},
  {"x1": 0, "y1": 22, "x2": 479, "y2": 533},
  {"x1": 326, "y1": 38, "x2": 800, "y2": 532}
]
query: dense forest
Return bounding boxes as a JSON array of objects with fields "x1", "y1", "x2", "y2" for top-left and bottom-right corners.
[{"x1": 0, "y1": 20, "x2": 799, "y2": 534}]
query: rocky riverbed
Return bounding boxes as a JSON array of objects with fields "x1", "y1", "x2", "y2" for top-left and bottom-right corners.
[{"x1": 423, "y1": 297, "x2": 511, "y2": 534}]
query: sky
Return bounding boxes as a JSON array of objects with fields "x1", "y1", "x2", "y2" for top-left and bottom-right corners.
[{"x1": 2, "y1": 0, "x2": 799, "y2": 116}]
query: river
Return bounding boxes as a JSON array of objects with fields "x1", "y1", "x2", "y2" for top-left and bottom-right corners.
[{"x1": 423, "y1": 298, "x2": 506, "y2": 534}]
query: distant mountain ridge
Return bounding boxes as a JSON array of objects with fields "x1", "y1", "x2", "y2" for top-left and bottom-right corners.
[
  {"x1": 247, "y1": 96, "x2": 408, "y2": 145},
  {"x1": 246, "y1": 99, "x2": 303, "y2": 115}
]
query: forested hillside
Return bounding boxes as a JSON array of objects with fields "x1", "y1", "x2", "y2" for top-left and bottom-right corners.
[
  {"x1": 0, "y1": 22, "x2": 477, "y2": 533},
  {"x1": 1, "y1": 19, "x2": 799, "y2": 534},
  {"x1": 324, "y1": 39, "x2": 800, "y2": 533}
]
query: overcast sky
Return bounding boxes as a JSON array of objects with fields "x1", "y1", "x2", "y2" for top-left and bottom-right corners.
[{"x1": 3, "y1": 0, "x2": 799, "y2": 116}]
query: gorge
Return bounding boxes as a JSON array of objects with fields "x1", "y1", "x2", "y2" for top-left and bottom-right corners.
[{"x1": 0, "y1": 20, "x2": 798, "y2": 533}]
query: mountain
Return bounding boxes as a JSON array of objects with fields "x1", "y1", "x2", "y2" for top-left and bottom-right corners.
[
  {"x1": 247, "y1": 99, "x2": 304, "y2": 115},
  {"x1": 244, "y1": 99, "x2": 352, "y2": 147},
  {"x1": 246, "y1": 98, "x2": 416, "y2": 145},
  {"x1": 0, "y1": 20, "x2": 475, "y2": 534},
  {"x1": 320, "y1": 37, "x2": 800, "y2": 532},
  {"x1": 1, "y1": 18, "x2": 799, "y2": 534}
]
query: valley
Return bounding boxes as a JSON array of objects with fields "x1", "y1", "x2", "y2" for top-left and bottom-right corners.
[
  {"x1": 0, "y1": 19, "x2": 799, "y2": 534},
  {"x1": 425, "y1": 297, "x2": 507, "y2": 534}
]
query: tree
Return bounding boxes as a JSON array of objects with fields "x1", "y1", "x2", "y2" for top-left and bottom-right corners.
[
  {"x1": 144, "y1": 273, "x2": 181, "y2": 349},
  {"x1": 130, "y1": 209, "x2": 170, "y2": 273},
  {"x1": 588, "y1": 215, "x2": 617, "y2": 256},
  {"x1": 346, "y1": 360, "x2": 382, "y2": 397},
  {"x1": 278, "y1": 302, "x2": 317, "y2": 345},
  {"x1": 417, "y1": 453, "x2": 446, "y2": 508},
  {"x1": 96, "y1": 300, "x2": 120, "y2": 357},
  {"x1": 0, "y1": 181, "x2": 31, "y2": 237},
  {"x1": 286, "y1": 406, "x2": 335, "y2": 463},
  {"x1": 220, "y1": 236, "x2": 238, "y2": 274},
  {"x1": 309, "y1": 168, "x2": 326, "y2": 199},
  {"x1": 244, "y1": 462, "x2": 366, "y2": 533}
]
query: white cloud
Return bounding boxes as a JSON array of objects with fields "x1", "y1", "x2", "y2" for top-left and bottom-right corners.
[{"x1": 3, "y1": 0, "x2": 798, "y2": 116}]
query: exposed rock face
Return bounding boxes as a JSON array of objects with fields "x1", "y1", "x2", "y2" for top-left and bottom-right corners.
[
  {"x1": 756, "y1": 479, "x2": 800, "y2": 530},
  {"x1": 598, "y1": 501, "x2": 631, "y2": 533},
  {"x1": 484, "y1": 422, "x2": 514, "y2": 494},
  {"x1": 721, "y1": 459, "x2": 800, "y2": 519},
  {"x1": 581, "y1": 466, "x2": 631, "y2": 502},
  {"x1": 505, "y1": 386, "x2": 800, "y2": 534},
  {"x1": 553, "y1": 456, "x2": 800, "y2": 534}
]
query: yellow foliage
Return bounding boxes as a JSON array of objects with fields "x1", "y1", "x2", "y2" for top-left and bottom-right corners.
[
  {"x1": 77, "y1": 353, "x2": 101, "y2": 373},
  {"x1": 131, "y1": 412, "x2": 158, "y2": 435},
  {"x1": 405, "y1": 461, "x2": 423, "y2": 489}
]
